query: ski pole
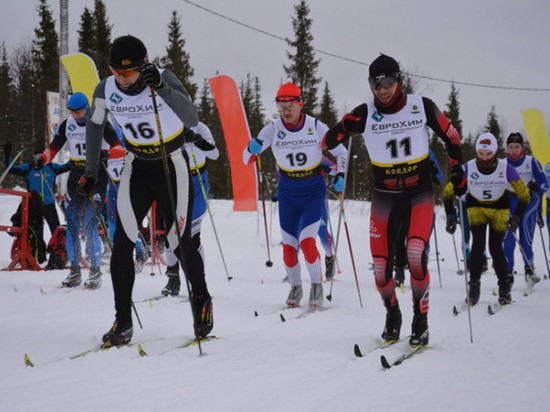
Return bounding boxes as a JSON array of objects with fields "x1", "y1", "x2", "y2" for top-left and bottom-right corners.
[
  {"x1": 0, "y1": 149, "x2": 26, "y2": 187},
  {"x1": 451, "y1": 232, "x2": 463, "y2": 275},
  {"x1": 511, "y1": 231, "x2": 535, "y2": 274},
  {"x1": 325, "y1": 197, "x2": 341, "y2": 275},
  {"x1": 339, "y1": 193, "x2": 362, "y2": 308},
  {"x1": 458, "y1": 200, "x2": 474, "y2": 343},
  {"x1": 537, "y1": 219, "x2": 550, "y2": 279},
  {"x1": 256, "y1": 155, "x2": 272, "y2": 267},
  {"x1": 190, "y1": 150, "x2": 233, "y2": 281},
  {"x1": 432, "y1": 211, "x2": 442, "y2": 288},
  {"x1": 150, "y1": 86, "x2": 204, "y2": 355}
]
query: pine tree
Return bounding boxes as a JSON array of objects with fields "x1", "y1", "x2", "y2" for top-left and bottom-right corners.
[
  {"x1": 0, "y1": 43, "x2": 14, "y2": 146},
  {"x1": 160, "y1": 10, "x2": 198, "y2": 101},
  {"x1": 77, "y1": 7, "x2": 95, "y2": 57},
  {"x1": 484, "y1": 105, "x2": 504, "y2": 155},
  {"x1": 317, "y1": 81, "x2": 338, "y2": 127},
  {"x1": 31, "y1": 0, "x2": 58, "y2": 149},
  {"x1": 92, "y1": 0, "x2": 111, "y2": 79},
  {"x1": 284, "y1": 0, "x2": 321, "y2": 114},
  {"x1": 444, "y1": 83, "x2": 463, "y2": 138}
]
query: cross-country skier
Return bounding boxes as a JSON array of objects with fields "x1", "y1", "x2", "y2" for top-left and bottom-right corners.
[
  {"x1": 322, "y1": 54, "x2": 466, "y2": 348},
  {"x1": 503, "y1": 132, "x2": 547, "y2": 287},
  {"x1": 460, "y1": 133, "x2": 529, "y2": 305},
  {"x1": 33, "y1": 92, "x2": 121, "y2": 288},
  {"x1": 78, "y1": 35, "x2": 212, "y2": 346},
  {"x1": 244, "y1": 82, "x2": 347, "y2": 308},
  {"x1": 162, "y1": 121, "x2": 219, "y2": 296}
]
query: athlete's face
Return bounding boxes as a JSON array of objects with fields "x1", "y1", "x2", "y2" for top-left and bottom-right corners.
[
  {"x1": 477, "y1": 149, "x2": 495, "y2": 161},
  {"x1": 69, "y1": 108, "x2": 86, "y2": 122},
  {"x1": 109, "y1": 66, "x2": 141, "y2": 89},
  {"x1": 277, "y1": 100, "x2": 302, "y2": 126},
  {"x1": 371, "y1": 79, "x2": 398, "y2": 105},
  {"x1": 507, "y1": 143, "x2": 523, "y2": 158}
]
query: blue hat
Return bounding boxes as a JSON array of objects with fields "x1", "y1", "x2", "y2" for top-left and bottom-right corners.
[{"x1": 67, "y1": 92, "x2": 89, "y2": 111}]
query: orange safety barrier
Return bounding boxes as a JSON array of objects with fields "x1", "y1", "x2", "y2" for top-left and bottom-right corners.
[
  {"x1": 0, "y1": 188, "x2": 43, "y2": 271},
  {"x1": 148, "y1": 201, "x2": 166, "y2": 266}
]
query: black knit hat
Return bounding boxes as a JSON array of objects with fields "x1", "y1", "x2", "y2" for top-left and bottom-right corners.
[
  {"x1": 109, "y1": 35, "x2": 147, "y2": 70},
  {"x1": 506, "y1": 132, "x2": 524, "y2": 145},
  {"x1": 369, "y1": 54, "x2": 400, "y2": 78}
]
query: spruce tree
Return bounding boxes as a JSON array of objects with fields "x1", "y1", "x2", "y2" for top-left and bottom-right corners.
[
  {"x1": 284, "y1": 0, "x2": 321, "y2": 114},
  {"x1": 0, "y1": 43, "x2": 14, "y2": 146},
  {"x1": 484, "y1": 105, "x2": 504, "y2": 156},
  {"x1": 317, "y1": 81, "x2": 338, "y2": 127},
  {"x1": 160, "y1": 10, "x2": 197, "y2": 101},
  {"x1": 92, "y1": 0, "x2": 112, "y2": 79},
  {"x1": 31, "y1": 0, "x2": 58, "y2": 149},
  {"x1": 77, "y1": 7, "x2": 95, "y2": 58}
]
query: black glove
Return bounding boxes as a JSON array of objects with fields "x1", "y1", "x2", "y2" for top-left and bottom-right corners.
[
  {"x1": 537, "y1": 213, "x2": 545, "y2": 228},
  {"x1": 446, "y1": 213, "x2": 458, "y2": 234},
  {"x1": 77, "y1": 174, "x2": 97, "y2": 197},
  {"x1": 507, "y1": 215, "x2": 520, "y2": 233},
  {"x1": 194, "y1": 134, "x2": 216, "y2": 151},
  {"x1": 527, "y1": 181, "x2": 539, "y2": 194},
  {"x1": 140, "y1": 63, "x2": 162, "y2": 88},
  {"x1": 32, "y1": 154, "x2": 45, "y2": 170},
  {"x1": 451, "y1": 164, "x2": 467, "y2": 196},
  {"x1": 3, "y1": 142, "x2": 12, "y2": 165},
  {"x1": 183, "y1": 128, "x2": 199, "y2": 144}
]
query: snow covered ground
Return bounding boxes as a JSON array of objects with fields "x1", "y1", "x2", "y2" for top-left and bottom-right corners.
[{"x1": 1, "y1": 192, "x2": 549, "y2": 411}]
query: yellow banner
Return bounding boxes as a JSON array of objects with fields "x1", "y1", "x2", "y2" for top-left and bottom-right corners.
[{"x1": 60, "y1": 53, "x2": 99, "y2": 103}]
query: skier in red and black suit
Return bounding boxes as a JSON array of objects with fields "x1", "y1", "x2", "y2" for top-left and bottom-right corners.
[{"x1": 322, "y1": 54, "x2": 466, "y2": 347}]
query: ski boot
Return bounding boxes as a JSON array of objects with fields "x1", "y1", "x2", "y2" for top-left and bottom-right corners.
[
  {"x1": 498, "y1": 282, "x2": 512, "y2": 305},
  {"x1": 381, "y1": 303, "x2": 402, "y2": 342},
  {"x1": 325, "y1": 255, "x2": 335, "y2": 280},
  {"x1": 507, "y1": 272, "x2": 515, "y2": 287},
  {"x1": 102, "y1": 321, "x2": 133, "y2": 347},
  {"x1": 191, "y1": 293, "x2": 213, "y2": 338},
  {"x1": 161, "y1": 264, "x2": 181, "y2": 296},
  {"x1": 84, "y1": 266, "x2": 102, "y2": 289},
  {"x1": 524, "y1": 266, "x2": 540, "y2": 287},
  {"x1": 309, "y1": 283, "x2": 323, "y2": 307},
  {"x1": 286, "y1": 284, "x2": 303, "y2": 307},
  {"x1": 467, "y1": 281, "x2": 480, "y2": 306},
  {"x1": 61, "y1": 265, "x2": 81, "y2": 288},
  {"x1": 409, "y1": 313, "x2": 429, "y2": 347},
  {"x1": 394, "y1": 266, "x2": 405, "y2": 288}
]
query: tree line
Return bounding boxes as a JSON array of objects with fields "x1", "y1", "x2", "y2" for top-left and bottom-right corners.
[{"x1": 0, "y1": 0, "x2": 507, "y2": 202}]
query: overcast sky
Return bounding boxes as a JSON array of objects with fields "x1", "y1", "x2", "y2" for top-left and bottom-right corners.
[{"x1": 2, "y1": 0, "x2": 550, "y2": 141}]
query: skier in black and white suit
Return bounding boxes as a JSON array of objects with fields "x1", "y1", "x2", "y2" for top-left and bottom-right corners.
[{"x1": 79, "y1": 35, "x2": 213, "y2": 346}]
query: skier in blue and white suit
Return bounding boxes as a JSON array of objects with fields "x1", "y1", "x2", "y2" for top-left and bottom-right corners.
[
  {"x1": 503, "y1": 132, "x2": 548, "y2": 286},
  {"x1": 243, "y1": 82, "x2": 347, "y2": 308}
]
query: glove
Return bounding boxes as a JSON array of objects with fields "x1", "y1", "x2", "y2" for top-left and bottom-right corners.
[
  {"x1": 446, "y1": 213, "x2": 458, "y2": 234},
  {"x1": 270, "y1": 194, "x2": 279, "y2": 202},
  {"x1": 4, "y1": 142, "x2": 12, "y2": 164},
  {"x1": 140, "y1": 63, "x2": 162, "y2": 88},
  {"x1": 32, "y1": 153, "x2": 45, "y2": 170},
  {"x1": 248, "y1": 138, "x2": 263, "y2": 155},
  {"x1": 183, "y1": 128, "x2": 199, "y2": 144},
  {"x1": 506, "y1": 215, "x2": 520, "y2": 233},
  {"x1": 451, "y1": 164, "x2": 467, "y2": 196},
  {"x1": 332, "y1": 173, "x2": 345, "y2": 193},
  {"x1": 77, "y1": 174, "x2": 97, "y2": 197},
  {"x1": 527, "y1": 181, "x2": 539, "y2": 194},
  {"x1": 537, "y1": 213, "x2": 545, "y2": 228}
]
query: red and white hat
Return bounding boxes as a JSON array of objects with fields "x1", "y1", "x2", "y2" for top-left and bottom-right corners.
[{"x1": 475, "y1": 132, "x2": 498, "y2": 154}]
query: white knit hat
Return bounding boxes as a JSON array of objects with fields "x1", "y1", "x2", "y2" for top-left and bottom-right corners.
[{"x1": 475, "y1": 132, "x2": 498, "y2": 154}]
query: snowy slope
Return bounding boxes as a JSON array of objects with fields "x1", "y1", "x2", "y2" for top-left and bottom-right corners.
[{"x1": 1, "y1": 193, "x2": 549, "y2": 411}]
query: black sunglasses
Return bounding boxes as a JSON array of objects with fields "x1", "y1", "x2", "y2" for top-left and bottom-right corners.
[{"x1": 368, "y1": 74, "x2": 399, "y2": 89}]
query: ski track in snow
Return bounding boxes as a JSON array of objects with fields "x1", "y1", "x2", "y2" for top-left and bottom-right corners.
[{"x1": 1, "y1": 193, "x2": 549, "y2": 411}]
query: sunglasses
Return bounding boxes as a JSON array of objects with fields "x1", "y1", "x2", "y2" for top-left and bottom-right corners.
[{"x1": 368, "y1": 74, "x2": 399, "y2": 89}]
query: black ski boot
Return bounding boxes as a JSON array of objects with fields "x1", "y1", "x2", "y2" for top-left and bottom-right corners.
[
  {"x1": 325, "y1": 255, "x2": 335, "y2": 280},
  {"x1": 467, "y1": 281, "x2": 480, "y2": 306},
  {"x1": 409, "y1": 313, "x2": 429, "y2": 347},
  {"x1": 192, "y1": 293, "x2": 213, "y2": 338},
  {"x1": 498, "y1": 282, "x2": 512, "y2": 305},
  {"x1": 83, "y1": 266, "x2": 102, "y2": 289},
  {"x1": 102, "y1": 321, "x2": 133, "y2": 347},
  {"x1": 524, "y1": 265, "x2": 541, "y2": 287},
  {"x1": 381, "y1": 303, "x2": 402, "y2": 342},
  {"x1": 61, "y1": 265, "x2": 81, "y2": 288},
  {"x1": 507, "y1": 272, "x2": 515, "y2": 287},
  {"x1": 394, "y1": 266, "x2": 405, "y2": 288},
  {"x1": 161, "y1": 264, "x2": 180, "y2": 296}
]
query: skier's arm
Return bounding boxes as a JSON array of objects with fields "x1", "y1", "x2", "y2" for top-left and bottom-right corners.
[
  {"x1": 507, "y1": 165, "x2": 530, "y2": 218},
  {"x1": 322, "y1": 103, "x2": 368, "y2": 150},
  {"x1": 156, "y1": 69, "x2": 199, "y2": 129},
  {"x1": 40, "y1": 121, "x2": 68, "y2": 165},
  {"x1": 195, "y1": 122, "x2": 219, "y2": 160},
  {"x1": 86, "y1": 79, "x2": 110, "y2": 179},
  {"x1": 50, "y1": 161, "x2": 71, "y2": 175},
  {"x1": 243, "y1": 123, "x2": 275, "y2": 165}
]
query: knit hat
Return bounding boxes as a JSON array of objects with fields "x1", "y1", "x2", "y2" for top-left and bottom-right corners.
[
  {"x1": 369, "y1": 54, "x2": 400, "y2": 78},
  {"x1": 506, "y1": 132, "x2": 524, "y2": 145},
  {"x1": 109, "y1": 35, "x2": 147, "y2": 70},
  {"x1": 276, "y1": 82, "x2": 302, "y2": 102},
  {"x1": 475, "y1": 132, "x2": 498, "y2": 154}
]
